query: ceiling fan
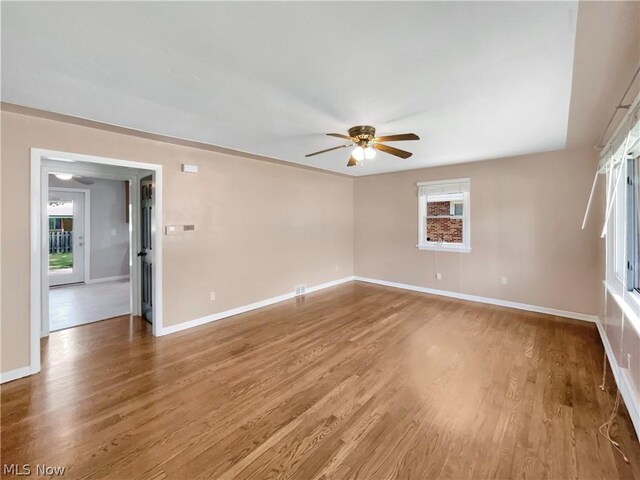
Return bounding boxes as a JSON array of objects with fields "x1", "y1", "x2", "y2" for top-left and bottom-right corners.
[
  {"x1": 305, "y1": 125, "x2": 420, "y2": 167},
  {"x1": 52, "y1": 172, "x2": 95, "y2": 185}
]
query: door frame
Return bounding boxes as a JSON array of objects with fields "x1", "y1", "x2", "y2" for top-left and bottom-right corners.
[
  {"x1": 47, "y1": 187, "x2": 91, "y2": 288},
  {"x1": 30, "y1": 148, "x2": 164, "y2": 376}
]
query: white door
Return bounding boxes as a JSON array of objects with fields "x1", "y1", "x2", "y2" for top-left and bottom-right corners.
[{"x1": 48, "y1": 190, "x2": 86, "y2": 286}]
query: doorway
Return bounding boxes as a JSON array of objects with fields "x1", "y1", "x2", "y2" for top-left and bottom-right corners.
[
  {"x1": 47, "y1": 176, "x2": 134, "y2": 332},
  {"x1": 29, "y1": 148, "x2": 164, "y2": 376}
]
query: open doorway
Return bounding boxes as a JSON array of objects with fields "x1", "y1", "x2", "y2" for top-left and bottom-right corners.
[
  {"x1": 29, "y1": 149, "x2": 164, "y2": 376},
  {"x1": 47, "y1": 177, "x2": 131, "y2": 331}
]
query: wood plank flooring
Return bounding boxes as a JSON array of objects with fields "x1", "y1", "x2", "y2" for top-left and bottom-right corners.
[{"x1": 2, "y1": 281, "x2": 639, "y2": 479}]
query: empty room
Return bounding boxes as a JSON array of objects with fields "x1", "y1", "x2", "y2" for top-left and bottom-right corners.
[{"x1": 1, "y1": 1, "x2": 640, "y2": 479}]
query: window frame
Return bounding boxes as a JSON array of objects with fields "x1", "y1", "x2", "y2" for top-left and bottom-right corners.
[
  {"x1": 628, "y1": 155, "x2": 640, "y2": 294},
  {"x1": 606, "y1": 153, "x2": 640, "y2": 320},
  {"x1": 614, "y1": 161, "x2": 626, "y2": 283},
  {"x1": 417, "y1": 178, "x2": 471, "y2": 253}
]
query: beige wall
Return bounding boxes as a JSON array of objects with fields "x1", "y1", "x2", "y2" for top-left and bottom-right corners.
[
  {"x1": 1, "y1": 109, "x2": 354, "y2": 373},
  {"x1": 354, "y1": 148, "x2": 604, "y2": 315}
]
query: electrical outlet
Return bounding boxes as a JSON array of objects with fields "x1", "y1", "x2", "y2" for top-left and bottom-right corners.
[
  {"x1": 210, "y1": 291, "x2": 216, "y2": 301},
  {"x1": 110, "y1": 228, "x2": 117, "y2": 236},
  {"x1": 436, "y1": 273, "x2": 442, "y2": 280},
  {"x1": 501, "y1": 276, "x2": 508, "y2": 285}
]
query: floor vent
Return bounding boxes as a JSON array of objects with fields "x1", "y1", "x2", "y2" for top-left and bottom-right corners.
[{"x1": 295, "y1": 284, "x2": 307, "y2": 296}]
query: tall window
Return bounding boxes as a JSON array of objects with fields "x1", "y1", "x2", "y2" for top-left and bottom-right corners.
[
  {"x1": 614, "y1": 161, "x2": 626, "y2": 282},
  {"x1": 605, "y1": 113, "x2": 640, "y2": 304},
  {"x1": 629, "y1": 156, "x2": 640, "y2": 293},
  {"x1": 418, "y1": 178, "x2": 470, "y2": 252}
]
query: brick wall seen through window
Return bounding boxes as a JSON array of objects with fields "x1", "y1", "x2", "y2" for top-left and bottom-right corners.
[{"x1": 426, "y1": 200, "x2": 463, "y2": 243}]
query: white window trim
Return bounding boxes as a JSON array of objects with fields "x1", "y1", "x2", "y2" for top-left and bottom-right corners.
[
  {"x1": 417, "y1": 178, "x2": 471, "y2": 253},
  {"x1": 603, "y1": 118, "x2": 640, "y2": 330}
]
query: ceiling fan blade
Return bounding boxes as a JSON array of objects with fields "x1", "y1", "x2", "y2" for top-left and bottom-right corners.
[
  {"x1": 305, "y1": 144, "x2": 351, "y2": 158},
  {"x1": 347, "y1": 156, "x2": 358, "y2": 167},
  {"x1": 373, "y1": 133, "x2": 420, "y2": 142},
  {"x1": 73, "y1": 177, "x2": 95, "y2": 185},
  {"x1": 373, "y1": 143, "x2": 413, "y2": 159},
  {"x1": 326, "y1": 133, "x2": 353, "y2": 141}
]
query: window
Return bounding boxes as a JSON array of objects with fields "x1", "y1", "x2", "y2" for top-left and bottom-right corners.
[
  {"x1": 601, "y1": 102, "x2": 640, "y2": 328},
  {"x1": 614, "y1": 161, "x2": 626, "y2": 282},
  {"x1": 629, "y1": 156, "x2": 640, "y2": 293},
  {"x1": 450, "y1": 201, "x2": 463, "y2": 217},
  {"x1": 604, "y1": 113, "x2": 640, "y2": 305},
  {"x1": 418, "y1": 178, "x2": 470, "y2": 252}
]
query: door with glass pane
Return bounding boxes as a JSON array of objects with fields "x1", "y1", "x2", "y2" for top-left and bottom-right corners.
[{"x1": 48, "y1": 190, "x2": 86, "y2": 286}]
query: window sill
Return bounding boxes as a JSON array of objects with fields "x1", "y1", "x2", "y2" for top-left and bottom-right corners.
[
  {"x1": 605, "y1": 280, "x2": 640, "y2": 336},
  {"x1": 417, "y1": 244, "x2": 471, "y2": 253}
]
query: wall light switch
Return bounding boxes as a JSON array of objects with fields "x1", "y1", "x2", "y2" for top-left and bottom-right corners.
[
  {"x1": 210, "y1": 291, "x2": 216, "y2": 301},
  {"x1": 165, "y1": 225, "x2": 177, "y2": 235},
  {"x1": 111, "y1": 229, "x2": 117, "y2": 236},
  {"x1": 501, "y1": 276, "x2": 508, "y2": 285},
  {"x1": 181, "y1": 164, "x2": 199, "y2": 173},
  {"x1": 436, "y1": 273, "x2": 442, "y2": 280}
]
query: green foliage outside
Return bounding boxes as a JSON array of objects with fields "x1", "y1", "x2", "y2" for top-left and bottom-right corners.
[{"x1": 49, "y1": 252, "x2": 72, "y2": 270}]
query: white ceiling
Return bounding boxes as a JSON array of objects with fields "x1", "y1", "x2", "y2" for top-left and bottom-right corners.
[{"x1": 2, "y1": 2, "x2": 578, "y2": 176}]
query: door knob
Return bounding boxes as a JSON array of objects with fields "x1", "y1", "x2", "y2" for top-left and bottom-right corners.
[{"x1": 137, "y1": 251, "x2": 147, "y2": 257}]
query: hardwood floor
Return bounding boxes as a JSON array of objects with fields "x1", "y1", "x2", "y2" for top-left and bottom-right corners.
[{"x1": 2, "y1": 281, "x2": 639, "y2": 479}]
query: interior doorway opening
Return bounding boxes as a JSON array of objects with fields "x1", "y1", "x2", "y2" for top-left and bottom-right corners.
[
  {"x1": 30, "y1": 149, "x2": 164, "y2": 376},
  {"x1": 47, "y1": 176, "x2": 133, "y2": 331}
]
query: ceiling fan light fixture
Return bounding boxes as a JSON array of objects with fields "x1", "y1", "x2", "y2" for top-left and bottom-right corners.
[
  {"x1": 54, "y1": 173, "x2": 73, "y2": 181},
  {"x1": 352, "y1": 145, "x2": 365, "y2": 162},
  {"x1": 307, "y1": 125, "x2": 418, "y2": 167},
  {"x1": 364, "y1": 146, "x2": 376, "y2": 160}
]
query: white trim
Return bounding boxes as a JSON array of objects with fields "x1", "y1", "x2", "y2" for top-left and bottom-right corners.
[
  {"x1": 353, "y1": 276, "x2": 598, "y2": 323},
  {"x1": 0, "y1": 366, "x2": 33, "y2": 384},
  {"x1": 160, "y1": 276, "x2": 354, "y2": 336},
  {"x1": 418, "y1": 179, "x2": 471, "y2": 252},
  {"x1": 417, "y1": 244, "x2": 471, "y2": 253},
  {"x1": 85, "y1": 275, "x2": 130, "y2": 284},
  {"x1": 605, "y1": 281, "x2": 640, "y2": 337},
  {"x1": 30, "y1": 152, "x2": 42, "y2": 375},
  {"x1": 30, "y1": 148, "x2": 164, "y2": 379},
  {"x1": 417, "y1": 178, "x2": 470, "y2": 187},
  {"x1": 595, "y1": 318, "x2": 640, "y2": 439}
]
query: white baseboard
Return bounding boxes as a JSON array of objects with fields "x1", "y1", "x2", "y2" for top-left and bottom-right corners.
[
  {"x1": 160, "y1": 276, "x2": 355, "y2": 336},
  {"x1": 353, "y1": 276, "x2": 598, "y2": 323},
  {"x1": 596, "y1": 319, "x2": 640, "y2": 439},
  {"x1": 0, "y1": 365, "x2": 33, "y2": 384},
  {"x1": 85, "y1": 274, "x2": 130, "y2": 284}
]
